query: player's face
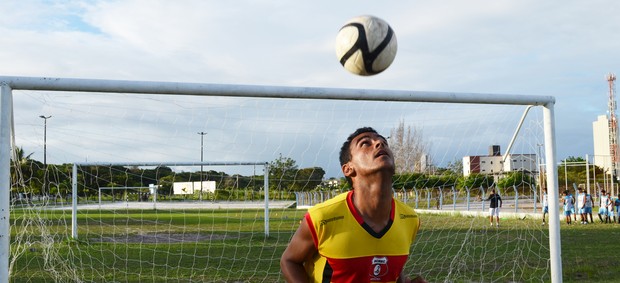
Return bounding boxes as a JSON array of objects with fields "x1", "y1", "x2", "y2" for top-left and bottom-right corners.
[{"x1": 346, "y1": 132, "x2": 395, "y2": 175}]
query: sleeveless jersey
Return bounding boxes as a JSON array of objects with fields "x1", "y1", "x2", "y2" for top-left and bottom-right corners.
[
  {"x1": 585, "y1": 194, "x2": 593, "y2": 208},
  {"x1": 577, "y1": 193, "x2": 585, "y2": 209},
  {"x1": 601, "y1": 195, "x2": 610, "y2": 209},
  {"x1": 304, "y1": 191, "x2": 419, "y2": 283},
  {"x1": 563, "y1": 195, "x2": 574, "y2": 211}
]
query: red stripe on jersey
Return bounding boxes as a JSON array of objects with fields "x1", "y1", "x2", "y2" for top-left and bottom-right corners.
[
  {"x1": 326, "y1": 254, "x2": 408, "y2": 282},
  {"x1": 305, "y1": 213, "x2": 319, "y2": 248}
]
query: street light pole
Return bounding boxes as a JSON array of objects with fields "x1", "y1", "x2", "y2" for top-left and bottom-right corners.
[
  {"x1": 198, "y1": 132, "x2": 207, "y2": 201},
  {"x1": 39, "y1": 115, "x2": 51, "y2": 200}
]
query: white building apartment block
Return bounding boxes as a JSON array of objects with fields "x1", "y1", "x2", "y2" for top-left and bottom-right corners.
[
  {"x1": 463, "y1": 145, "x2": 537, "y2": 177},
  {"x1": 592, "y1": 115, "x2": 617, "y2": 175}
]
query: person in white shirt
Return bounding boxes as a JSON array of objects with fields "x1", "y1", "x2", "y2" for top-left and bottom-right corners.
[
  {"x1": 598, "y1": 190, "x2": 612, "y2": 223},
  {"x1": 576, "y1": 188, "x2": 586, "y2": 224}
]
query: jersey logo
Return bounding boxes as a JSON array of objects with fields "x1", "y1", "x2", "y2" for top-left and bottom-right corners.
[
  {"x1": 399, "y1": 213, "x2": 417, "y2": 219},
  {"x1": 319, "y1": 216, "x2": 344, "y2": 227},
  {"x1": 370, "y1": 256, "x2": 389, "y2": 279}
]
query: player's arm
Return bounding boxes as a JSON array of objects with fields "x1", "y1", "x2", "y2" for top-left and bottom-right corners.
[
  {"x1": 281, "y1": 216, "x2": 316, "y2": 283},
  {"x1": 499, "y1": 196, "x2": 502, "y2": 208},
  {"x1": 582, "y1": 197, "x2": 586, "y2": 207}
]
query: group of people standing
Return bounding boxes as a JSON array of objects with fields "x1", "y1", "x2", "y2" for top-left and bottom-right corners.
[{"x1": 541, "y1": 187, "x2": 620, "y2": 225}]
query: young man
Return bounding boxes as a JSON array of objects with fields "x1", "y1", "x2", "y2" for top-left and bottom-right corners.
[
  {"x1": 562, "y1": 190, "x2": 574, "y2": 225},
  {"x1": 576, "y1": 188, "x2": 586, "y2": 224},
  {"x1": 598, "y1": 190, "x2": 612, "y2": 224},
  {"x1": 280, "y1": 127, "x2": 426, "y2": 283},
  {"x1": 584, "y1": 190, "x2": 594, "y2": 223},
  {"x1": 541, "y1": 188, "x2": 548, "y2": 225},
  {"x1": 486, "y1": 189, "x2": 502, "y2": 227},
  {"x1": 614, "y1": 194, "x2": 620, "y2": 224},
  {"x1": 570, "y1": 190, "x2": 577, "y2": 222}
]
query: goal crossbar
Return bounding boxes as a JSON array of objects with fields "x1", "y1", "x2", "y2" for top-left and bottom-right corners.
[
  {"x1": 0, "y1": 75, "x2": 553, "y2": 105},
  {"x1": 0, "y1": 76, "x2": 561, "y2": 283}
]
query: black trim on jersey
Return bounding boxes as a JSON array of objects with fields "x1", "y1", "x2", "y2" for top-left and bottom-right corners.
[
  {"x1": 362, "y1": 218, "x2": 394, "y2": 239},
  {"x1": 322, "y1": 261, "x2": 333, "y2": 283}
]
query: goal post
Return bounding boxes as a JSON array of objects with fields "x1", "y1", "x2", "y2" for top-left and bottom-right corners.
[
  {"x1": 70, "y1": 161, "x2": 269, "y2": 240},
  {"x1": 0, "y1": 76, "x2": 561, "y2": 282},
  {"x1": 0, "y1": 84, "x2": 11, "y2": 283}
]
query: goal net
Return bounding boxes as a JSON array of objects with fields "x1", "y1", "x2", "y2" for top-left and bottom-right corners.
[{"x1": 1, "y1": 77, "x2": 561, "y2": 282}]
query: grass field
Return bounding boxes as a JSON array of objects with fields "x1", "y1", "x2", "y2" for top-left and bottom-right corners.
[{"x1": 8, "y1": 208, "x2": 620, "y2": 282}]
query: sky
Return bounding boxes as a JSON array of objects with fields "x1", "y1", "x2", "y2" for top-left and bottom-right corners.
[{"x1": 1, "y1": 1, "x2": 619, "y2": 179}]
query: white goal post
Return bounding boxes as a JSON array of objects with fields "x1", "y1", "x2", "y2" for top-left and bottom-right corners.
[
  {"x1": 0, "y1": 76, "x2": 561, "y2": 283},
  {"x1": 70, "y1": 161, "x2": 269, "y2": 240}
]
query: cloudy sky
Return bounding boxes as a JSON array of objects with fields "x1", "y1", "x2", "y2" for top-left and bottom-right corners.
[{"x1": 1, "y1": 1, "x2": 618, "y2": 178}]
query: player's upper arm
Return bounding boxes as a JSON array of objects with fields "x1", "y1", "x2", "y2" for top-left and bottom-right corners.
[{"x1": 283, "y1": 217, "x2": 316, "y2": 262}]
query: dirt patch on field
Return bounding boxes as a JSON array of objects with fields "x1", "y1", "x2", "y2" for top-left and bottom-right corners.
[{"x1": 90, "y1": 232, "x2": 237, "y2": 244}]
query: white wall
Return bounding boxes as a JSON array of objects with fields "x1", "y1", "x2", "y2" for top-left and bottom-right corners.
[{"x1": 173, "y1": 181, "x2": 216, "y2": 195}]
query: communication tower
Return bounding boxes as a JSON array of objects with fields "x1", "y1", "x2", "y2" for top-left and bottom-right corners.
[{"x1": 607, "y1": 73, "x2": 618, "y2": 180}]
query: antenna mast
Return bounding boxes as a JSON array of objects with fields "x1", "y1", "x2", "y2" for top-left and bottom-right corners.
[{"x1": 607, "y1": 73, "x2": 618, "y2": 180}]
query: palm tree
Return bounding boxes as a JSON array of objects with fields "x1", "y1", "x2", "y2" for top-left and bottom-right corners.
[{"x1": 10, "y1": 146, "x2": 35, "y2": 191}]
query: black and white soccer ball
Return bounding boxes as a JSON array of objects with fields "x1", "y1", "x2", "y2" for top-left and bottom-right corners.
[{"x1": 335, "y1": 15, "x2": 397, "y2": 76}]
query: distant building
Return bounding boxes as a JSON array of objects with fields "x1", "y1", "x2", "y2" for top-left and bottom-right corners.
[
  {"x1": 592, "y1": 115, "x2": 618, "y2": 176},
  {"x1": 463, "y1": 145, "x2": 537, "y2": 177},
  {"x1": 173, "y1": 181, "x2": 216, "y2": 195}
]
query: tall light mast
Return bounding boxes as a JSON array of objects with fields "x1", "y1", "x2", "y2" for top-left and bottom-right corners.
[{"x1": 607, "y1": 73, "x2": 618, "y2": 181}]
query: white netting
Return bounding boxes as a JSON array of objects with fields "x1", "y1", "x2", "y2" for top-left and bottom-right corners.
[{"x1": 8, "y1": 85, "x2": 551, "y2": 282}]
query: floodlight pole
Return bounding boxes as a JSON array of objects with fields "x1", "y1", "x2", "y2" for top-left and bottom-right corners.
[{"x1": 198, "y1": 132, "x2": 207, "y2": 201}]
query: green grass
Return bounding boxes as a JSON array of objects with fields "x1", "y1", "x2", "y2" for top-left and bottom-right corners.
[{"x1": 8, "y1": 208, "x2": 620, "y2": 282}]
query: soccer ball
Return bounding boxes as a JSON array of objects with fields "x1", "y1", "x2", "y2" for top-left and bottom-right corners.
[{"x1": 335, "y1": 15, "x2": 397, "y2": 76}]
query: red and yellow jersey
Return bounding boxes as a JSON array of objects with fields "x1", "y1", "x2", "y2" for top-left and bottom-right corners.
[{"x1": 304, "y1": 191, "x2": 419, "y2": 283}]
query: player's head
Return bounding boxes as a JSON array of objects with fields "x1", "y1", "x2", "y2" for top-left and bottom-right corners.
[
  {"x1": 601, "y1": 190, "x2": 606, "y2": 195},
  {"x1": 339, "y1": 127, "x2": 391, "y2": 186},
  {"x1": 578, "y1": 188, "x2": 583, "y2": 193}
]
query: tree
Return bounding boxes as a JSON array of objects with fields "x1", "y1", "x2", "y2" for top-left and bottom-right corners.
[
  {"x1": 445, "y1": 159, "x2": 464, "y2": 175},
  {"x1": 558, "y1": 156, "x2": 606, "y2": 190},
  {"x1": 497, "y1": 171, "x2": 535, "y2": 189},
  {"x1": 460, "y1": 173, "x2": 494, "y2": 189},
  {"x1": 389, "y1": 120, "x2": 431, "y2": 174},
  {"x1": 10, "y1": 146, "x2": 35, "y2": 188},
  {"x1": 269, "y1": 154, "x2": 299, "y2": 190},
  {"x1": 293, "y1": 167, "x2": 325, "y2": 191}
]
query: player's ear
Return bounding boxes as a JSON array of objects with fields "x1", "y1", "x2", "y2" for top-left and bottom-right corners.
[{"x1": 342, "y1": 163, "x2": 355, "y2": 178}]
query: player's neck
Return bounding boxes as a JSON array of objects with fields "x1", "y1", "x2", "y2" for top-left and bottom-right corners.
[{"x1": 351, "y1": 177, "x2": 393, "y2": 231}]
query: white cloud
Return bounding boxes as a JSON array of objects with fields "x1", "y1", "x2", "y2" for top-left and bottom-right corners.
[{"x1": 2, "y1": 0, "x2": 619, "y2": 177}]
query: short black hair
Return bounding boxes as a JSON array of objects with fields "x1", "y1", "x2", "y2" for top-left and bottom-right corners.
[
  {"x1": 339, "y1": 127, "x2": 385, "y2": 187},
  {"x1": 339, "y1": 127, "x2": 379, "y2": 166}
]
